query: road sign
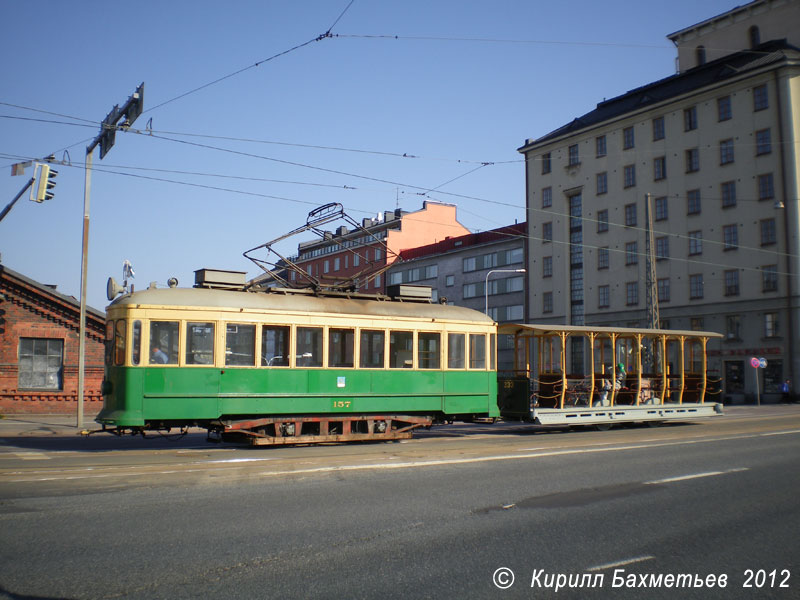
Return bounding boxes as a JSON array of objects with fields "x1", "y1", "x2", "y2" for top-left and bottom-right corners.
[
  {"x1": 759, "y1": 358, "x2": 768, "y2": 369},
  {"x1": 750, "y1": 357, "x2": 760, "y2": 368}
]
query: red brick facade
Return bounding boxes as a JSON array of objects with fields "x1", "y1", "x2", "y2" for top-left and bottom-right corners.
[{"x1": 0, "y1": 265, "x2": 105, "y2": 414}]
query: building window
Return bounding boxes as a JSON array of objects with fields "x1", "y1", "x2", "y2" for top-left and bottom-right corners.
[
  {"x1": 685, "y1": 148, "x2": 699, "y2": 173},
  {"x1": 542, "y1": 186, "x2": 552, "y2": 208},
  {"x1": 689, "y1": 274, "x2": 704, "y2": 299},
  {"x1": 762, "y1": 265, "x2": 778, "y2": 292},
  {"x1": 653, "y1": 156, "x2": 666, "y2": 180},
  {"x1": 625, "y1": 241, "x2": 638, "y2": 265},
  {"x1": 388, "y1": 271, "x2": 403, "y2": 285},
  {"x1": 695, "y1": 45, "x2": 706, "y2": 66},
  {"x1": 764, "y1": 312, "x2": 779, "y2": 338},
  {"x1": 655, "y1": 236, "x2": 669, "y2": 260},
  {"x1": 333, "y1": 257, "x2": 340, "y2": 271},
  {"x1": 626, "y1": 282, "x2": 639, "y2": 305},
  {"x1": 657, "y1": 278, "x2": 670, "y2": 302},
  {"x1": 542, "y1": 256, "x2": 552, "y2": 278},
  {"x1": 684, "y1": 106, "x2": 697, "y2": 131},
  {"x1": 723, "y1": 225, "x2": 738, "y2": 250},
  {"x1": 690, "y1": 317, "x2": 704, "y2": 331},
  {"x1": 623, "y1": 164, "x2": 636, "y2": 188},
  {"x1": 749, "y1": 26, "x2": 761, "y2": 48},
  {"x1": 596, "y1": 172, "x2": 607, "y2": 195},
  {"x1": 654, "y1": 196, "x2": 668, "y2": 221},
  {"x1": 721, "y1": 181, "x2": 736, "y2": 208},
  {"x1": 598, "y1": 285, "x2": 610, "y2": 309},
  {"x1": 761, "y1": 218, "x2": 776, "y2": 246},
  {"x1": 542, "y1": 152, "x2": 551, "y2": 174},
  {"x1": 568, "y1": 144, "x2": 580, "y2": 166},
  {"x1": 597, "y1": 247, "x2": 609, "y2": 270},
  {"x1": 623, "y1": 126, "x2": 635, "y2": 150},
  {"x1": 18, "y1": 338, "x2": 63, "y2": 390},
  {"x1": 726, "y1": 315, "x2": 741, "y2": 340},
  {"x1": 753, "y1": 84, "x2": 768, "y2": 111},
  {"x1": 542, "y1": 222, "x2": 552, "y2": 242},
  {"x1": 724, "y1": 270, "x2": 740, "y2": 296},
  {"x1": 756, "y1": 128, "x2": 771, "y2": 155},
  {"x1": 687, "y1": 189, "x2": 701, "y2": 215},
  {"x1": 688, "y1": 231, "x2": 702, "y2": 255},
  {"x1": 624, "y1": 203, "x2": 637, "y2": 227},
  {"x1": 596, "y1": 135, "x2": 606, "y2": 157},
  {"x1": 717, "y1": 96, "x2": 732, "y2": 121},
  {"x1": 323, "y1": 260, "x2": 330, "y2": 274},
  {"x1": 445, "y1": 274, "x2": 454, "y2": 287},
  {"x1": 758, "y1": 173, "x2": 775, "y2": 200},
  {"x1": 720, "y1": 139, "x2": 734, "y2": 165},
  {"x1": 542, "y1": 291, "x2": 553, "y2": 313},
  {"x1": 597, "y1": 209, "x2": 608, "y2": 233},
  {"x1": 652, "y1": 116, "x2": 665, "y2": 141}
]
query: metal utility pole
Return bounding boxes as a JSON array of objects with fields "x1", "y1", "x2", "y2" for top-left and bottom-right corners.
[
  {"x1": 644, "y1": 193, "x2": 659, "y2": 330},
  {"x1": 0, "y1": 178, "x2": 35, "y2": 223},
  {"x1": 77, "y1": 83, "x2": 144, "y2": 428}
]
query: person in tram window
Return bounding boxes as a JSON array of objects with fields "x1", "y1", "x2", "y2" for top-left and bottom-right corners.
[
  {"x1": 596, "y1": 366, "x2": 613, "y2": 406},
  {"x1": 615, "y1": 363, "x2": 626, "y2": 390},
  {"x1": 151, "y1": 346, "x2": 168, "y2": 364}
]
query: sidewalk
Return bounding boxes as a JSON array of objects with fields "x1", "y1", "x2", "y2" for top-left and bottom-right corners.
[{"x1": 0, "y1": 414, "x2": 101, "y2": 437}]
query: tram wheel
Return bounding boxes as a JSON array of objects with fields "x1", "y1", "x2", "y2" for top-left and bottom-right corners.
[{"x1": 594, "y1": 423, "x2": 614, "y2": 432}]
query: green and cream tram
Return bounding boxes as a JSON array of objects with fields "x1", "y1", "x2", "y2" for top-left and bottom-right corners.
[{"x1": 98, "y1": 286, "x2": 499, "y2": 444}]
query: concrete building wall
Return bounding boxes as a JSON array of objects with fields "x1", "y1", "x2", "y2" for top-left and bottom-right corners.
[{"x1": 669, "y1": 0, "x2": 800, "y2": 72}]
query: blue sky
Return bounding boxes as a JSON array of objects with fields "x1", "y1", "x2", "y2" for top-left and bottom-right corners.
[{"x1": 1, "y1": 0, "x2": 736, "y2": 310}]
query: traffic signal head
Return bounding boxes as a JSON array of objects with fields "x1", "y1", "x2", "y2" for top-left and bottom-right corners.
[{"x1": 33, "y1": 164, "x2": 57, "y2": 202}]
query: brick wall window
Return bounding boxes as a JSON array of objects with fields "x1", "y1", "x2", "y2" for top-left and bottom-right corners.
[{"x1": 18, "y1": 338, "x2": 64, "y2": 390}]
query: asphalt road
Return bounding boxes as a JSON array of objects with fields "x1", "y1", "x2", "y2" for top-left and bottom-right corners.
[{"x1": 0, "y1": 407, "x2": 798, "y2": 599}]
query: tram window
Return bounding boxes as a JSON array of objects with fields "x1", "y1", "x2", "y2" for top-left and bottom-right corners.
[
  {"x1": 132, "y1": 321, "x2": 141, "y2": 365},
  {"x1": 489, "y1": 334, "x2": 496, "y2": 371},
  {"x1": 186, "y1": 322, "x2": 215, "y2": 365},
  {"x1": 114, "y1": 319, "x2": 126, "y2": 366},
  {"x1": 104, "y1": 321, "x2": 114, "y2": 366},
  {"x1": 297, "y1": 327, "x2": 323, "y2": 367},
  {"x1": 390, "y1": 331, "x2": 413, "y2": 368},
  {"x1": 150, "y1": 321, "x2": 179, "y2": 365},
  {"x1": 469, "y1": 334, "x2": 486, "y2": 369},
  {"x1": 226, "y1": 323, "x2": 256, "y2": 366},
  {"x1": 448, "y1": 333, "x2": 465, "y2": 369},
  {"x1": 262, "y1": 325, "x2": 290, "y2": 366},
  {"x1": 418, "y1": 332, "x2": 441, "y2": 369},
  {"x1": 329, "y1": 328, "x2": 354, "y2": 368},
  {"x1": 359, "y1": 330, "x2": 385, "y2": 368}
]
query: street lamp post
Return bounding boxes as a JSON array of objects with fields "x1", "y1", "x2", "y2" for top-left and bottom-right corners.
[{"x1": 485, "y1": 268, "x2": 526, "y2": 316}]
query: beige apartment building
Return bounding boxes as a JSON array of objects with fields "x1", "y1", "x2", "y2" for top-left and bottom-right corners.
[{"x1": 519, "y1": 0, "x2": 799, "y2": 402}]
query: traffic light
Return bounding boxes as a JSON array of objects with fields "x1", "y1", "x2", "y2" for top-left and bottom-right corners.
[{"x1": 33, "y1": 164, "x2": 57, "y2": 202}]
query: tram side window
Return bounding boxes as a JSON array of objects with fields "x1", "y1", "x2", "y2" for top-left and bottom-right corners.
[
  {"x1": 186, "y1": 322, "x2": 215, "y2": 365},
  {"x1": 448, "y1": 333, "x2": 465, "y2": 369},
  {"x1": 226, "y1": 323, "x2": 255, "y2": 366},
  {"x1": 105, "y1": 322, "x2": 114, "y2": 366},
  {"x1": 150, "y1": 321, "x2": 179, "y2": 365},
  {"x1": 114, "y1": 320, "x2": 126, "y2": 366},
  {"x1": 297, "y1": 327, "x2": 323, "y2": 367},
  {"x1": 390, "y1": 331, "x2": 414, "y2": 368},
  {"x1": 490, "y1": 334, "x2": 496, "y2": 371},
  {"x1": 359, "y1": 330, "x2": 385, "y2": 368},
  {"x1": 418, "y1": 332, "x2": 441, "y2": 369},
  {"x1": 469, "y1": 334, "x2": 486, "y2": 369},
  {"x1": 329, "y1": 328, "x2": 354, "y2": 368},
  {"x1": 262, "y1": 325, "x2": 290, "y2": 366},
  {"x1": 132, "y1": 321, "x2": 141, "y2": 365}
]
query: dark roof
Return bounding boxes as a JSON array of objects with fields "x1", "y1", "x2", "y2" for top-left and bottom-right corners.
[
  {"x1": 399, "y1": 222, "x2": 527, "y2": 261},
  {"x1": 0, "y1": 263, "x2": 105, "y2": 320},
  {"x1": 519, "y1": 39, "x2": 799, "y2": 150}
]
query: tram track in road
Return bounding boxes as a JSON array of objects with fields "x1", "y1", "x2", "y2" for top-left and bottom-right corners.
[{"x1": 2, "y1": 410, "x2": 798, "y2": 489}]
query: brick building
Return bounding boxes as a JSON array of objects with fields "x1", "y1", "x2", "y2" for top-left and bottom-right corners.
[
  {"x1": 0, "y1": 263, "x2": 105, "y2": 414},
  {"x1": 290, "y1": 201, "x2": 471, "y2": 293}
]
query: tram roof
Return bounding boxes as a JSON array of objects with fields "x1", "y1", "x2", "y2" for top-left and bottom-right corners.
[
  {"x1": 498, "y1": 323, "x2": 723, "y2": 339},
  {"x1": 109, "y1": 287, "x2": 495, "y2": 324}
]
